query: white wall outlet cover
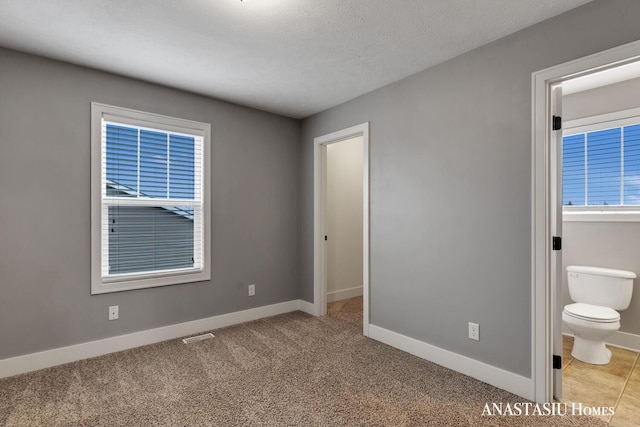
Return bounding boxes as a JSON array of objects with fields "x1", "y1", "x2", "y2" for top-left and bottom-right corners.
[
  {"x1": 468, "y1": 322, "x2": 479, "y2": 341},
  {"x1": 248, "y1": 284, "x2": 256, "y2": 296},
  {"x1": 109, "y1": 306, "x2": 119, "y2": 320}
]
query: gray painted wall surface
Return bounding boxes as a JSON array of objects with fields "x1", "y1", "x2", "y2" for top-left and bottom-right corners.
[
  {"x1": 564, "y1": 76, "x2": 640, "y2": 121},
  {"x1": 299, "y1": 0, "x2": 640, "y2": 377},
  {"x1": 0, "y1": 47, "x2": 300, "y2": 360},
  {"x1": 563, "y1": 74, "x2": 640, "y2": 336}
]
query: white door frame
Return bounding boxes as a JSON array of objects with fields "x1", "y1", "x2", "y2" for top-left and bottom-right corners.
[
  {"x1": 549, "y1": 83, "x2": 563, "y2": 401},
  {"x1": 313, "y1": 122, "x2": 370, "y2": 336},
  {"x1": 531, "y1": 40, "x2": 640, "y2": 403}
]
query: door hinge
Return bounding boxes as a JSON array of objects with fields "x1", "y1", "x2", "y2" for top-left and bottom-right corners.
[
  {"x1": 553, "y1": 354, "x2": 562, "y2": 370},
  {"x1": 553, "y1": 236, "x2": 562, "y2": 251},
  {"x1": 552, "y1": 115, "x2": 562, "y2": 131}
]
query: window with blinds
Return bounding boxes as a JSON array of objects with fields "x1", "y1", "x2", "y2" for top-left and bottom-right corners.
[
  {"x1": 91, "y1": 103, "x2": 210, "y2": 294},
  {"x1": 563, "y1": 115, "x2": 640, "y2": 209}
]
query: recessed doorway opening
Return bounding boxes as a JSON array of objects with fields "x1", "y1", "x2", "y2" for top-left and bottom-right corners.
[
  {"x1": 532, "y1": 39, "x2": 640, "y2": 406},
  {"x1": 313, "y1": 123, "x2": 370, "y2": 336}
]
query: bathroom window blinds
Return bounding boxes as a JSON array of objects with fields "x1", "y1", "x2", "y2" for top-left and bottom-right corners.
[{"x1": 563, "y1": 124, "x2": 640, "y2": 207}]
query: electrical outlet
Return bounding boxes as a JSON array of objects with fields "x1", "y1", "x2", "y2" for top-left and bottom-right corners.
[
  {"x1": 109, "y1": 305, "x2": 119, "y2": 320},
  {"x1": 248, "y1": 284, "x2": 256, "y2": 296},
  {"x1": 468, "y1": 322, "x2": 479, "y2": 341}
]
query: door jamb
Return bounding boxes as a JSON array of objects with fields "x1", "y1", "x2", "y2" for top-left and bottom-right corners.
[
  {"x1": 313, "y1": 123, "x2": 370, "y2": 336},
  {"x1": 532, "y1": 40, "x2": 640, "y2": 403}
]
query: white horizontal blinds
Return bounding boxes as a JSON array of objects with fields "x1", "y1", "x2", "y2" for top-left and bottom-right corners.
[
  {"x1": 562, "y1": 134, "x2": 585, "y2": 206},
  {"x1": 586, "y1": 128, "x2": 621, "y2": 206},
  {"x1": 101, "y1": 120, "x2": 203, "y2": 278},
  {"x1": 105, "y1": 125, "x2": 138, "y2": 197},
  {"x1": 563, "y1": 123, "x2": 640, "y2": 207},
  {"x1": 107, "y1": 206, "x2": 195, "y2": 274}
]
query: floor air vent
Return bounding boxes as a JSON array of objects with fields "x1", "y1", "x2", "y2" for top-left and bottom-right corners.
[{"x1": 182, "y1": 333, "x2": 215, "y2": 344}]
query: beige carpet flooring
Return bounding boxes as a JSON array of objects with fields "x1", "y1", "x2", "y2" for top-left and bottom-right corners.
[{"x1": 0, "y1": 298, "x2": 605, "y2": 426}]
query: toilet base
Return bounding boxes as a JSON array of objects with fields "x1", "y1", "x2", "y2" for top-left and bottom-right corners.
[{"x1": 571, "y1": 336, "x2": 612, "y2": 365}]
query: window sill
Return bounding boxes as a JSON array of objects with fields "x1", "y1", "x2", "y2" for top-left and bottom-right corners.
[
  {"x1": 563, "y1": 210, "x2": 640, "y2": 222},
  {"x1": 91, "y1": 268, "x2": 210, "y2": 294}
]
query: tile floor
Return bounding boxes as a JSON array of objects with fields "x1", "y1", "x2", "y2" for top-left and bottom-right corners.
[{"x1": 562, "y1": 335, "x2": 640, "y2": 426}]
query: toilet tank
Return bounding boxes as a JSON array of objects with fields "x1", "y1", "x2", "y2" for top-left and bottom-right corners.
[{"x1": 567, "y1": 266, "x2": 636, "y2": 310}]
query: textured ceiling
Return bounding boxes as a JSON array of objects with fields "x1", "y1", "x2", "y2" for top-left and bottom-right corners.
[{"x1": 0, "y1": 0, "x2": 593, "y2": 118}]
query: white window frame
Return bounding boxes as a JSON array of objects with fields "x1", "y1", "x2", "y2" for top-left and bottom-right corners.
[
  {"x1": 91, "y1": 102, "x2": 211, "y2": 294},
  {"x1": 563, "y1": 106, "x2": 640, "y2": 222}
]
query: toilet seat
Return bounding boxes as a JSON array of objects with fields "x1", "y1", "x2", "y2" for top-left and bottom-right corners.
[{"x1": 564, "y1": 303, "x2": 620, "y2": 323}]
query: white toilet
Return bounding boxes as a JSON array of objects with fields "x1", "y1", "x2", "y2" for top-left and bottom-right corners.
[{"x1": 563, "y1": 266, "x2": 635, "y2": 365}]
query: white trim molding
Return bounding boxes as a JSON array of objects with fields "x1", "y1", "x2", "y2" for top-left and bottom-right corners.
[
  {"x1": 0, "y1": 300, "x2": 310, "y2": 379},
  {"x1": 532, "y1": 39, "x2": 640, "y2": 403},
  {"x1": 327, "y1": 286, "x2": 363, "y2": 303},
  {"x1": 298, "y1": 299, "x2": 319, "y2": 316},
  {"x1": 607, "y1": 330, "x2": 640, "y2": 352},
  {"x1": 369, "y1": 325, "x2": 532, "y2": 400},
  {"x1": 563, "y1": 208, "x2": 640, "y2": 222}
]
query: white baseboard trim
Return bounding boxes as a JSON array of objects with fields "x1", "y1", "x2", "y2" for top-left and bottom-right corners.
[
  {"x1": 327, "y1": 286, "x2": 363, "y2": 303},
  {"x1": 0, "y1": 299, "x2": 308, "y2": 379},
  {"x1": 298, "y1": 299, "x2": 319, "y2": 316},
  {"x1": 563, "y1": 331, "x2": 640, "y2": 353},
  {"x1": 607, "y1": 331, "x2": 640, "y2": 352},
  {"x1": 369, "y1": 324, "x2": 533, "y2": 400}
]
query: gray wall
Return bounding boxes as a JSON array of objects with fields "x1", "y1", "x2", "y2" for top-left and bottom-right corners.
[
  {"x1": 0, "y1": 47, "x2": 300, "y2": 360},
  {"x1": 299, "y1": 0, "x2": 640, "y2": 377},
  {"x1": 563, "y1": 76, "x2": 640, "y2": 336},
  {"x1": 564, "y1": 76, "x2": 640, "y2": 121}
]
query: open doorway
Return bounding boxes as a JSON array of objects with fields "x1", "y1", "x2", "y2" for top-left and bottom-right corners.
[
  {"x1": 313, "y1": 123, "x2": 370, "y2": 336},
  {"x1": 326, "y1": 136, "x2": 364, "y2": 301},
  {"x1": 559, "y1": 67, "x2": 640, "y2": 424},
  {"x1": 532, "y1": 40, "x2": 640, "y2": 409}
]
